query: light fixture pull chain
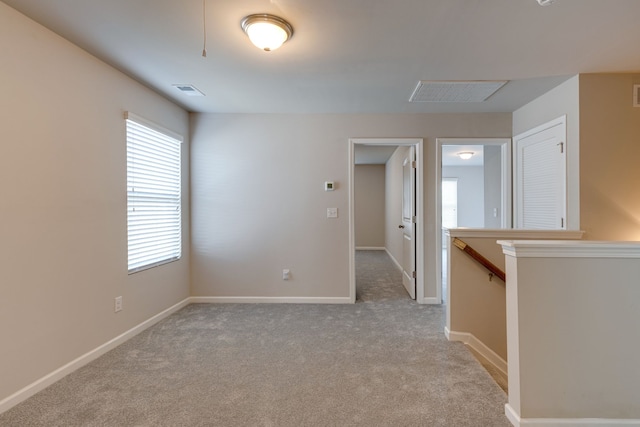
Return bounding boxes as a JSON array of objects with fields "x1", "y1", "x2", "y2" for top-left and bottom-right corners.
[{"x1": 202, "y1": 0, "x2": 207, "y2": 57}]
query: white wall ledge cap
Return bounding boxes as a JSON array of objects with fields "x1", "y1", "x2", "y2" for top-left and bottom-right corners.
[
  {"x1": 444, "y1": 228, "x2": 584, "y2": 239},
  {"x1": 499, "y1": 240, "x2": 640, "y2": 258}
]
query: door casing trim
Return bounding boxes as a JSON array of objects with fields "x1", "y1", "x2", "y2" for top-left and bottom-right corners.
[
  {"x1": 348, "y1": 138, "x2": 425, "y2": 304},
  {"x1": 435, "y1": 138, "x2": 512, "y2": 304}
]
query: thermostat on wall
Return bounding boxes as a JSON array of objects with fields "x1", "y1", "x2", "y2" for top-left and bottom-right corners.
[{"x1": 325, "y1": 181, "x2": 335, "y2": 191}]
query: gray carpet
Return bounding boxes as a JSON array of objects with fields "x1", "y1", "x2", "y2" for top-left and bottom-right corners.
[{"x1": 0, "y1": 250, "x2": 510, "y2": 426}]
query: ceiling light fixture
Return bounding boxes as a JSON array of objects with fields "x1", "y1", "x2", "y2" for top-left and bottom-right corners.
[
  {"x1": 241, "y1": 14, "x2": 293, "y2": 52},
  {"x1": 457, "y1": 152, "x2": 474, "y2": 160},
  {"x1": 536, "y1": 0, "x2": 554, "y2": 5}
]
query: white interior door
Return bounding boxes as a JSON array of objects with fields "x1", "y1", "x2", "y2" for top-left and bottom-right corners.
[
  {"x1": 401, "y1": 147, "x2": 416, "y2": 299},
  {"x1": 515, "y1": 117, "x2": 567, "y2": 229}
]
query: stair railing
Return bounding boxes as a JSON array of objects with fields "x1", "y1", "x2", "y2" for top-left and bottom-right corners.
[{"x1": 452, "y1": 237, "x2": 506, "y2": 282}]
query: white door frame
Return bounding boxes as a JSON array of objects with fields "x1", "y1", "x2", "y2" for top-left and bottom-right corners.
[
  {"x1": 348, "y1": 138, "x2": 425, "y2": 304},
  {"x1": 435, "y1": 138, "x2": 511, "y2": 304}
]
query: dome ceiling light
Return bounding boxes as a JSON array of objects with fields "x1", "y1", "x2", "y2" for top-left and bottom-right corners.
[
  {"x1": 241, "y1": 14, "x2": 294, "y2": 52},
  {"x1": 457, "y1": 152, "x2": 475, "y2": 160}
]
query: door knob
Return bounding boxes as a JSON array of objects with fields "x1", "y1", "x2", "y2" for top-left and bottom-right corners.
[{"x1": 398, "y1": 225, "x2": 405, "y2": 229}]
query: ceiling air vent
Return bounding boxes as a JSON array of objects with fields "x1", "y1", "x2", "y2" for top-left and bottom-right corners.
[
  {"x1": 634, "y1": 84, "x2": 640, "y2": 107},
  {"x1": 172, "y1": 84, "x2": 205, "y2": 97},
  {"x1": 409, "y1": 80, "x2": 508, "y2": 103}
]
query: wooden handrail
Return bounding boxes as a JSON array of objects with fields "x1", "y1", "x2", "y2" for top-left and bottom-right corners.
[{"x1": 452, "y1": 238, "x2": 506, "y2": 282}]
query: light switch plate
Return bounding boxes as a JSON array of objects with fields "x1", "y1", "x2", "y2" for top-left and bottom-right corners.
[{"x1": 327, "y1": 208, "x2": 338, "y2": 218}]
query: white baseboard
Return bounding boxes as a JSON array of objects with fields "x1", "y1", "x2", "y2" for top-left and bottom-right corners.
[
  {"x1": 385, "y1": 248, "x2": 403, "y2": 272},
  {"x1": 0, "y1": 298, "x2": 190, "y2": 415},
  {"x1": 422, "y1": 297, "x2": 441, "y2": 305},
  {"x1": 189, "y1": 296, "x2": 353, "y2": 304},
  {"x1": 505, "y1": 404, "x2": 640, "y2": 427},
  {"x1": 445, "y1": 327, "x2": 508, "y2": 377},
  {"x1": 356, "y1": 246, "x2": 385, "y2": 251}
]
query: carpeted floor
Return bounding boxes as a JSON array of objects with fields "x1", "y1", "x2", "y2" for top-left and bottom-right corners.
[{"x1": 0, "y1": 250, "x2": 510, "y2": 426}]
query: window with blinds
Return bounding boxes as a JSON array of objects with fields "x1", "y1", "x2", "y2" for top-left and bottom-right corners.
[{"x1": 125, "y1": 113, "x2": 182, "y2": 273}]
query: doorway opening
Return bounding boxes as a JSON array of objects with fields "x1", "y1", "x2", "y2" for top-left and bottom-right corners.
[
  {"x1": 435, "y1": 138, "x2": 511, "y2": 305},
  {"x1": 348, "y1": 138, "x2": 424, "y2": 304}
]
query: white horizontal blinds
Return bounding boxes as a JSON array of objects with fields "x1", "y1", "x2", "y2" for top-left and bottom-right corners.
[
  {"x1": 516, "y1": 120, "x2": 566, "y2": 230},
  {"x1": 126, "y1": 115, "x2": 182, "y2": 273}
]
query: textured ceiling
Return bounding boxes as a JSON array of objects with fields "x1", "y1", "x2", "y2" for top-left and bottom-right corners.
[{"x1": 3, "y1": 0, "x2": 640, "y2": 113}]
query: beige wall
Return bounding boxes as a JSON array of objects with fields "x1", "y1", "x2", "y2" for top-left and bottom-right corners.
[
  {"x1": 384, "y1": 147, "x2": 406, "y2": 266},
  {"x1": 483, "y1": 145, "x2": 503, "y2": 228},
  {"x1": 579, "y1": 73, "x2": 640, "y2": 240},
  {"x1": 355, "y1": 165, "x2": 385, "y2": 248},
  {"x1": 502, "y1": 241, "x2": 640, "y2": 421},
  {"x1": 447, "y1": 232, "x2": 509, "y2": 361},
  {"x1": 514, "y1": 73, "x2": 640, "y2": 240},
  {"x1": 0, "y1": 3, "x2": 190, "y2": 403},
  {"x1": 446, "y1": 230, "x2": 584, "y2": 368},
  {"x1": 442, "y1": 165, "x2": 485, "y2": 227},
  {"x1": 190, "y1": 113, "x2": 512, "y2": 301},
  {"x1": 513, "y1": 76, "x2": 580, "y2": 231}
]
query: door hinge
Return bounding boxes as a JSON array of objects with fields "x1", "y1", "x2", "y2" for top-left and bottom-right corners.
[
  {"x1": 411, "y1": 160, "x2": 417, "y2": 169},
  {"x1": 412, "y1": 216, "x2": 417, "y2": 224},
  {"x1": 412, "y1": 271, "x2": 416, "y2": 279}
]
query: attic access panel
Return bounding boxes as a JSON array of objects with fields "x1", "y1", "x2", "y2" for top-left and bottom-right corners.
[{"x1": 409, "y1": 81, "x2": 507, "y2": 103}]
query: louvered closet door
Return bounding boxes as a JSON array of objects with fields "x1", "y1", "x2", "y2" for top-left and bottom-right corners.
[{"x1": 515, "y1": 117, "x2": 567, "y2": 229}]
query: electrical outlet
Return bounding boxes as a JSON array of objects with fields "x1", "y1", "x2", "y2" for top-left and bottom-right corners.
[{"x1": 114, "y1": 296, "x2": 123, "y2": 312}]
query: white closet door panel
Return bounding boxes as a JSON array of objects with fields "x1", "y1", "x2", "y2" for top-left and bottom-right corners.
[{"x1": 515, "y1": 117, "x2": 567, "y2": 230}]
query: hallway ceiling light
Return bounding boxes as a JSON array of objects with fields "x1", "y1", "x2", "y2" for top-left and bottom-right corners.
[
  {"x1": 536, "y1": 0, "x2": 554, "y2": 5},
  {"x1": 241, "y1": 14, "x2": 293, "y2": 52},
  {"x1": 457, "y1": 152, "x2": 474, "y2": 160}
]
